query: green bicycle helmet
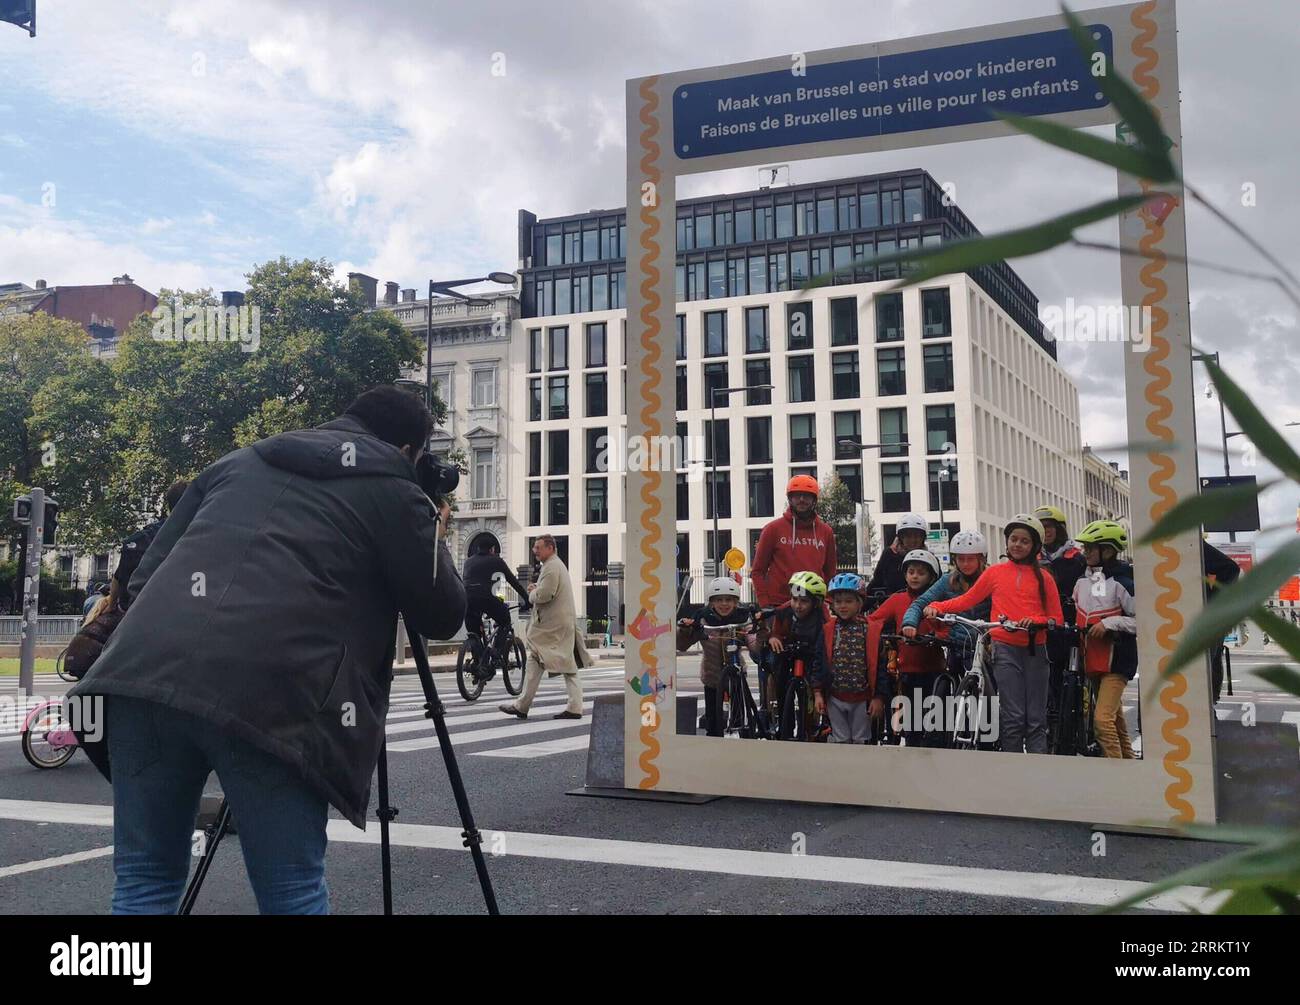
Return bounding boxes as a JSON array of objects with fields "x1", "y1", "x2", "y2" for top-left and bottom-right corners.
[
  {"x1": 1075, "y1": 519, "x2": 1129, "y2": 552},
  {"x1": 787, "y1": 571, "x2": 827, "y2": 599}
]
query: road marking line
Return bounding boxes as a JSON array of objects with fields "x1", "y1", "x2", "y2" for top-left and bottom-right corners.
[
  {"x1": 0, "y1": 845, "x2": 114, "y2": 879},
  {"x1": 471, "y1": 734, "x2": 592, "y2": 759},
  {"x1": 385, "y1": 690, "x2": 623, "y2": 724},
  {"x1": 0, "y1": 799, "x2": 1224, "y2": 912}
]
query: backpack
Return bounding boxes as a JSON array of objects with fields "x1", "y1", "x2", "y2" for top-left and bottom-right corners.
[{"x1": 62, "y1": 604, "x2": 126, "y2": 680}]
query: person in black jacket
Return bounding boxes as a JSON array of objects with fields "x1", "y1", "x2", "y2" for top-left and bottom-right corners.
[
  {"x1": 1203, "y1": 539, "x2": 1241, "y2": 703},
  {"x1": 463, "y1": 539, "x2": 530, "y2": 655},
  {"x1": 863, "y1": 513, "x2": 928, "y2": 612},
  {"x1": 108, "y1": 479, "x2": 190, "y2": 613},
  {"x1": 68, "y1": 386, "x2": 465, "y2": 915}
]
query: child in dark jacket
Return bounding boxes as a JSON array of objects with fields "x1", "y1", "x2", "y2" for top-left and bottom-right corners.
[
  {"x1": 815, "y1": 574, "x2": 886, "y2": 743},
  {"x1": 869, "y1": 550, "x2": 945, "y2": 745},
  {"x1": 751, "y1": 571, "x2": 827, "y2": 733},
  {"x1": 677, "y1": 577, "x2": 754, "y2": 737}
]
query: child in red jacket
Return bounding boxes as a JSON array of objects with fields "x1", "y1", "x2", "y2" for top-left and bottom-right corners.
[
  {"x1": 868, "y1": 550, "x2": 946, "y2": 745},
  {"x1": 925, "y1": 514, "x2": 1064, "y2": 754},
  {"x1": 813, "y1": 573, "x2": 885, "y2": 744}
]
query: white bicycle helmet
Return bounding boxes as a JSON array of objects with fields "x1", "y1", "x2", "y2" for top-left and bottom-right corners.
[
  {"x1": 949, "y1": 529, "x2": 988, "y2": 556},
  {"x1": 896, "y1": 513, "x2": 928, "y2": 533},
  {"x1": 706, "y1": 576, "x2": 742, "y2": 600},
  {"x1": 901, "y1": 549, "x2": 941, "y2": 579}
]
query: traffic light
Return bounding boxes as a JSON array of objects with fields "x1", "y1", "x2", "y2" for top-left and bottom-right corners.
[
  {"x1": 0, "y1": 1, "x2": 35, "y2": 37},
  {"x1": 12, "y1": 495, "x2": 32, "y2": 524},
  {"x1": 42, "y1": 498, "x2": 59, "y2": 548}
]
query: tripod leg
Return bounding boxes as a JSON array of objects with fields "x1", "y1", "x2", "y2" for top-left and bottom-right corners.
[
  {"x1": 377, "y1": 742, "x2": 396, "y2": 916},
  {"x1": 178, "y1": 799, "x2": 232, "y2": 916},
  {"x1": 404, "y1": 616, "x2": 500, "y2": 916}
]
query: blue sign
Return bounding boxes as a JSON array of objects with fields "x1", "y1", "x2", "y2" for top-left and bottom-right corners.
[{"x1": 674, "y1": 26, "x2": 1112, "y2": 159}]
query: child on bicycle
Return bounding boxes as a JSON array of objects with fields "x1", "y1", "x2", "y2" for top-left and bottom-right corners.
[
  {"x1": 677, "y1": 577, "x2": 754, "y2": 737},
  {"x1": 751, "y1": 571, "x2": 828, "y2": 735},
  {"x1": 869, "y1": 550, "x2": 946, "y2": 745},
  {"x1": 924, "y1": 514, "x2": 1064, "y2": 754},
  {"x1": 1071, "y1": 520, "x2": 1137, "y2": 759},
  {"x1": 902, "y1": 529, "x2": 992, "y2": 675},
  {"x1": 813, "y1": 573, "x2": 884, "y2": 744}
]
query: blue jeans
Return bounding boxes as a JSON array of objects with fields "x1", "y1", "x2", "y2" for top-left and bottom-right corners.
[{"x1": 108, "y1": 695, "x2": 330, "y2": 915}]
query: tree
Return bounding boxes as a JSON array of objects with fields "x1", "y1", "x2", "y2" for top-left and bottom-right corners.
[{"x1": 816, "y1": 474, "x2": 857, "y2": 569}]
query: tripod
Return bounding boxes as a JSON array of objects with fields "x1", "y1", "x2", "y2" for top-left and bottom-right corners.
[{"x1": 178, "y1": 614, "x2": 499, "y2": 915}]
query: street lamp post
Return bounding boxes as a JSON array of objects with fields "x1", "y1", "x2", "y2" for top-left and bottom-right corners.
[
  {"x1": 425, "y1": 272, "x2": 516, "y2": 412},
  {"x1": 935, "y1": 467, "x2": 950, "y2": 534},
  {"x1": 839, "y1": 437, "x2": 910, "y2": 567},
  {"x1": 710, "y1": 384, "x2": 773, "y2": 565}
]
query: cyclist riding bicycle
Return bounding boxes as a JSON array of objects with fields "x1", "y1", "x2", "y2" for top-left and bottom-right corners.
[
  {"x1": 752, "y1": 570, "x2": 828, "y2": 730},
  {"x1": 677, "y1": 576, "x2": 756, "y2": 738},
  {"x1": 463, "y1": 539, "x2": 530, "y2": 657}
]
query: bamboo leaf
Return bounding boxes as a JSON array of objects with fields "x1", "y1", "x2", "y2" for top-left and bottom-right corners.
[
  {"x1": 1205, "y1": 358, "x2": 1300, "y2": 482},
  {"x1": 1161, "y1": 540, "x2": 1300, "y2": 678},
  {"x1": 994, "y1": 111, "x2": 1175, "y2": 182},
  {"x1": 1137, "y1": 479, "x2": 1273, "y2": 546},
  {"x1": 1263, "y1": 887, "x2": 1300, "y2": 915},
  {"x1": 1251, "y1": 608, "x2": 1300, "y2": 675},
  {"x1": 1255, "y1": 663, "x2": 1300, "y2": 701}
]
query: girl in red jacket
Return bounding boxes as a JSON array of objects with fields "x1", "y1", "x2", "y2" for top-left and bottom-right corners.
[
  {"x1": 868, "y1": 550, "x2": 946, "y2": 745},
  {"x1": 924, "y1": 514, "x2": 1064, "y2": 754}
]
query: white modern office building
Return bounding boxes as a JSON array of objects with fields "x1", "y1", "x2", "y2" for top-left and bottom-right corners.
[{"x1": 510, "y1": 170, "x2": 1087, "y2": 619}]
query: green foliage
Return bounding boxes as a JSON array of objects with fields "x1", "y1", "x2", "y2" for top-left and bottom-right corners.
[{"x1": 816, "y1": 474, "x2": 858, "y2": 565}]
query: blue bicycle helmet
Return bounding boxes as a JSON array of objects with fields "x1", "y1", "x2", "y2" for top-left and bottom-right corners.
[{"x1": 827, "y1": 572, "x2": 864, "y2": 595}]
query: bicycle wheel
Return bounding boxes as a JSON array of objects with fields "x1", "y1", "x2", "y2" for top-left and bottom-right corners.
[
  {"x1": 950, "y1": 676, "x2": 983, "y2": 751},
  {"x1": 21, "y1": 705, "x2": 78, "y2": 770},
  {"x1": 721, "y1": 668, "x2": 745, "y2": 735},
  {"x1": 55, "y1": 646, "x2": 78, "y2": 683},
  {"x1": 929, "y1": 673, "x2": 957, "y2": 749},
  {"x1": 503, "y1": 639, "x2": 526, "y2": 696},
  {"x1": 456, "y1": 637, "x2": 485, "y2": 702},
  {"x1": 778, "y1": 679, "x2": 807, "y2": 741}
]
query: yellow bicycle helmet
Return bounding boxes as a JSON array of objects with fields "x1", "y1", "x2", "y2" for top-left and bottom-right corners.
[
  {"x1": 1033, "y1": 504, "x2": 1068, "y2": 526},
  {"x1": 787, "y1": 571, "x2": 827, "y2": 599},
  {"x1": 1075, "y1": 519, "x2": 1129, "y2": 552}
]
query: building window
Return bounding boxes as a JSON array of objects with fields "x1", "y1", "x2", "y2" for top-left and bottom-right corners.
[
  {"x1": 548, "y1": 326, "x2": 568, "y2": 370},
  {"x1": 735, "y1": 207, "x2": 753, "y2": 244},
  {"x1": 587, "y1": 478, "x2": 608, "y2": 523},
  {"x1": 707, "y1": 530, "x2": 733, "y2": 563},
  {"x1": 877, "y1": 347, "x2": 906, "y2": 396},
  {"x1": 837, "y1": 193, "x2": 858, "y2": 230},
  {"x1": 472, "y1": 447, "x2": 495, "y2": 499},
  {"x1": 904, "y1": 181, "x2": 924, "y2": 222},
  {"x1": 788, "y1": 355, "x2": 815, "y2": 403},
  {"x1": 881, "y1": 462, "x2": 911, "y2": 512},
  {"x1": 529, "y1": 329, "x2": 542, "y2": 372},
  {"x1": 926, "y1": 404, "x2": 957, "y2": 454},
  {"x1": 705, "y1": 472, "x2": 731, "y2": 519},
  {"x1": 924, "y1": 343, "x2": 954, "y2": 392},
  {"x1": 677, "y1": 473, "x2": 690, "y2": 520},
  {"x1": 922, "y1": 288, "x2": 951, "y2": 338},
  {"x1": 528, "y1": 482, "x2": 541, "y2": 525},
  {"x1": 547, "y1": 430, "x2": 569, "y2": 475},
  {"x1": 928, "y1": 460, "x2": 960, "y2": 510},
  {"x1": 882, "y1": 187, "x2": 903, "y2": 226},
  {"x1": 586, "y1": 322, "x2": 606, "y2": 367},
  {"x1": 704, "y1": 311, "x2": 727, "y2": 357},
  {"x1": 585, "y1": 428, "x2": 605, "y2": 473},
  {"x1": 830, "y1": 297, "x2": 858, "y2": 346},
  {"x1": 834, "y1": 411, "x2": 861, "y2": 458},
  {"x1": 703, "y1": 362, "x2": 728, "y2": 407},
  {"x1": 676, "y1": 314, "x2": 686, "y2": 360},
  {"x1": 878, "y1": 407, "x2": 909, "y2": 457},
  {"x1": 585, "y1": 372, "x2": 607, "y2": 417},
  {"x1": 748, "y1": 254, "x2": 767, "y2": 294},
  {"x1": 816, "y1": 197, "x2": 835, "y2": 232},
  {"x1": 747, "y1": 416, "x2": 772, "y2": 464},
  {"x1": 836, "y1": 464, "x2": 863, "y2": 503},
  {"x1": 529, "y1": 378, "x2": 542, "y2": 421},
  {"x1": 547, "y1": 376, "x2": 569, "y2": 418},
  {"x1": 745, "y1": 358, "x2": 772, "y2": 405},
  {"x1": 787, "y1": 302, "x2": 813, "y2": 351},
  {"x1": 593, "y1": 273, "x2": 609, "y2": 311},
  {"x1": 876, "y1": 292, "x2": 904, "y2": 342},
  {"x1": 676, "y1": 365, "x2": 688, "y2": 411},
  {"x1": 745, "y1": 306, "x2": 769, "y2": 353},
  {"x1": 832, "y1": 351, "x2": 859, "y2": 399},
  {"x1": 547, "y1": 481, "x2": 568, "y2": 525},
  {"x1": 790, "y1": 414, "x2": 816, "y2": 463},
  {"x1": 528, "y1": 432, "x2": 542, "y2": 477},
  {"x1": 708, "y1": 259, "x2": 726, "y2": 298},
  {"x1": 748, "y1": 470, "x2": 774, "y2": 518},
  {"x1": 704, "y1": 419, "x2": 730, "y2": 466},
  {"x1": 471, "y1": 368, "x2": 496, "y2": 408}
]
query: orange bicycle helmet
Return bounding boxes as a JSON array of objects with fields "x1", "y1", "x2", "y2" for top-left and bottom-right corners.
[{"x1": 786, "y1": 475, "x2": 820, "y2": 498}]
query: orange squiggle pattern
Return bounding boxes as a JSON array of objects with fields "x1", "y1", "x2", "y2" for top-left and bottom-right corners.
[
  {"x1": 635, "y1": 76, "x2": 664, "y2": 789},
  {"x1": 1130, "y1": 0, "x2": 1193, "y2": 822}
]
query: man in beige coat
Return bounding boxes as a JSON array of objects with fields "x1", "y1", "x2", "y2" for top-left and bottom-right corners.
[{"x1": 499, "y1": 534, "x2": 593, "y2": 720}]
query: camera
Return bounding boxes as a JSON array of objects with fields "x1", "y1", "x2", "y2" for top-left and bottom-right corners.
[{"x1": 415, "y1": 452, "x2": 459, "y2": 504}]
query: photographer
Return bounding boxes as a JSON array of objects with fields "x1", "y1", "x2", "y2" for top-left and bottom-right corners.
[{"x1": 68, "y1": 386, "x2": 465, "y2": 915}]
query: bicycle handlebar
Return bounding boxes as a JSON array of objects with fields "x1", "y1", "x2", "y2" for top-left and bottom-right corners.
[{"x1": 933, "y1": 613, "x2": 1058, "y2": 633}]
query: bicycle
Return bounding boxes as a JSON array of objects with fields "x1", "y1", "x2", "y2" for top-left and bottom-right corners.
[
  {"x1": 55, "y1": 645, "x2": 79, "y2": 683},
  {"x1": 697, "y1": 613, "x2": 765, "y2": 740},
  {"x1": 774, "y1": 636, "x2": 819, "y2": 742},
  {"x1": 879, "y1": 632, "x2": 959, "y2": 747},
  {"x1": 932, "y1": 614, "x2": 1052, "y2": 751},
  {"x1": 457, "y1": 605, "x2": 527, "y2": 702},
  {"x1": 1048, "y1": 627, "x2": 1102, "y2": 757},
  {"x1": 21, "y1": 699, "x2": 80, "y2": 770}
]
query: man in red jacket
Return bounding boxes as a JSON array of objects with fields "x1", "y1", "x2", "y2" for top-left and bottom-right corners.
[{"x1": 751, "y1": 475, "x2": 838, "y2": 607}]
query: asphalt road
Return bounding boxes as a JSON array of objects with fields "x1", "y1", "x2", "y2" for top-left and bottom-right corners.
[{"x1": 1, "y1": 651, "x2": 1296, "y2": 916}]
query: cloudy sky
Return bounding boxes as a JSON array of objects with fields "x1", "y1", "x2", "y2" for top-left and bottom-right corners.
[{"x1": 2, "y1": 0, "x2": 1297, "y2": 556}]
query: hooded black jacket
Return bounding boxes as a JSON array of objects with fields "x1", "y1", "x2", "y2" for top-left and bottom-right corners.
[{"x1": 68, "y1": 415, "x2": 465, "y2": 827}]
